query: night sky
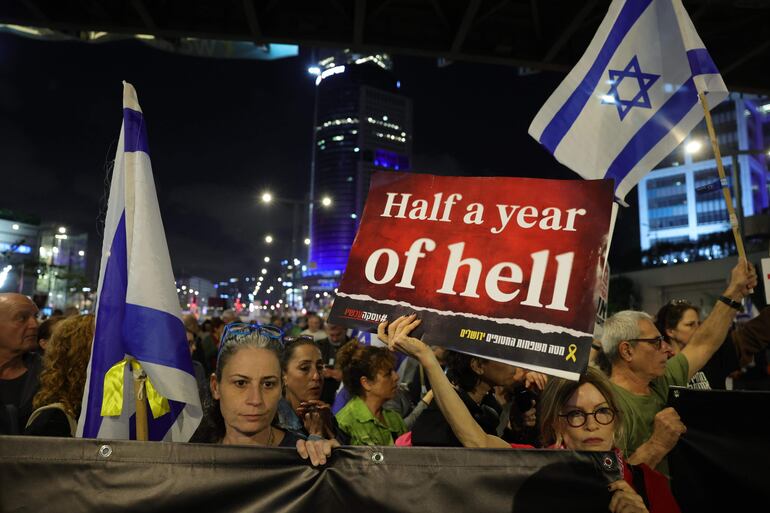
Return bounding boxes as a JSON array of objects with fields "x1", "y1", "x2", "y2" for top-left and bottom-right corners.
[{"x1": 0, "y1": 32, "x2": 639, "y2": 284}]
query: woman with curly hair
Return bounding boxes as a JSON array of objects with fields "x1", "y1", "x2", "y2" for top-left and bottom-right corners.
[
  {"x1": 334, "y1": 340, "x2": 406, "y2": 445},
  {"x1": 24, "y1": 314, "x2": 95, "y2": 437}
]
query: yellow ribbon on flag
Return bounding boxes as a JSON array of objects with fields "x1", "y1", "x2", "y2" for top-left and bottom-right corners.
[{"x1": 101, "y1": 358, "x2": 170, "y2": 419}]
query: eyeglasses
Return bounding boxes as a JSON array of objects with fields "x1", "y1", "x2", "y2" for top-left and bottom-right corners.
[
  {"x1": 628, "y1": 335, "x2": 667, "y2": 350},
  {"x1": 559, "y1": 407, "x2": 616, "y2": 428},
  {"x1": 216, "y1": 322, "x2": 285, "y2": 368}
]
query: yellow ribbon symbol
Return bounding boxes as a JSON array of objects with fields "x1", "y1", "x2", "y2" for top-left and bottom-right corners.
[
  {"x1": 565, "y1": 344, "x2": 578, "y2": 363},
  {"x1": 101, "y1": 358, "x2": 170, "y2": 419}
]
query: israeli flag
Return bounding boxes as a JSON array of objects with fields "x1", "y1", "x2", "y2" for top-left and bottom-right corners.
[
  {"x1": 529, "y1": 0, "x2": 727, "y2": 200},
  {"x1": 77, "y1": 82, "x2": 202, "y2": 441}
]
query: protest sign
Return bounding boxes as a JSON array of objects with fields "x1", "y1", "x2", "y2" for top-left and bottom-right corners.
[{"x1": 329, "y1": 172, "x2": 613, "y2": 379}]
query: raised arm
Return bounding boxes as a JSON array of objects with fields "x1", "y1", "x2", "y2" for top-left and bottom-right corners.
[
  {"x1": 378, "y1": 315, "x2": 510, "y2": 449},
  {"x1": 681, "y1": 257, "x2": 757, "y2": 379}
]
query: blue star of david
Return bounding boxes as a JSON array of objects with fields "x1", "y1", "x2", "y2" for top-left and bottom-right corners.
[{"x1": 602, "y1": 55, "x2": 660, "y2": 121}]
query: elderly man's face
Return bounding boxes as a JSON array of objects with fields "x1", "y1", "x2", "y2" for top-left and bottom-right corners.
[
  {"x1": 628, "y1": 319, "x2": 671, "y2": 380},
  {"x1": 0, "y1": 294, "x2": 40, "y2": 355}
]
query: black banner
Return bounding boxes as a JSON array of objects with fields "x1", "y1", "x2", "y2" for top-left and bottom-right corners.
[
  {"x1": 0, "y1": 437, "x2": 620, "y2": 513},
  {"x1": 668, "y1": 387, "x2": 770, "y2": 512}
]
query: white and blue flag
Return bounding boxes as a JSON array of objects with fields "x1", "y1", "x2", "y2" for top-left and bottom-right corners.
[
  {"x1": 77, "y1": 82, "x2": 202, "y2": 441},
  {"x1": 529, "y1": 0, "x2": 727, "y2": 200}
]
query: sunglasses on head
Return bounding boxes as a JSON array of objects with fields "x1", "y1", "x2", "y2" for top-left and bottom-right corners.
[{"x1": 216, "y1": 322, "x2": 285, "y2": 368}]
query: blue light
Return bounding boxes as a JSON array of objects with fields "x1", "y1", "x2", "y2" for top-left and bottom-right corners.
[
  {"x1": 0, "y1": 243, "x2": 31, "y2": 254},
  {"x1": 396, "y1": 81, "x2": 401, "y2": 89},
  {"x1": 373, "y1": 149, "x2": 409, "y2": 170}
]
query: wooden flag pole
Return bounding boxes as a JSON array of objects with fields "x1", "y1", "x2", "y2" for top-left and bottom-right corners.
[
  {"x1": 698, "y1": 91, "x2": 748, "y2": 261},
  {"x1": 132, "y1": 361, "x2": 149, "y2": 441}
]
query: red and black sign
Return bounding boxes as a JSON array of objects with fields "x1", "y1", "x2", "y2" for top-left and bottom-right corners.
[{"x1": 329, "y1": 172, "x2": 613, "y2": 379}]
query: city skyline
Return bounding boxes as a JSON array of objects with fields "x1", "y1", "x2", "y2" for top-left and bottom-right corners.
[{"x1": 0, "y1": 32, "x2": 640, "y2": 288}]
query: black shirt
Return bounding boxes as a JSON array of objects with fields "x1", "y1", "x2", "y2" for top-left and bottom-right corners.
[
  {"x1": 317, "y1": 337, "x2": 349, "y2": 405},
  {"x1": 411, "y1": 389, "x2": 501, "y2": 447},
  {"x1": 24, "y1": 407, "x2": 73, "y2": 437},
  {"x1": 0, "y1": 353, "x2": 43, "y2": 434},
  {"x1": 278, "y1": 428, "x2": 302, "y2": 448},
  {"x1": 0, "y1": 372, "x2": 27, "y2": 408},
  {"x1": 0, "y1": 372, "x2": 28, "y2": 435}
]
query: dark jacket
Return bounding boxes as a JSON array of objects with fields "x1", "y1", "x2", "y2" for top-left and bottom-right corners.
[
  {"x1": 411, "y1": 388, "x2": 501, "y2": 447},
  {"x1": 0, "y1": 352, "x2": 42, "y2": 435},
  {"x1": 703, "y1": 307, "x2": 770, "y2": 389},
  {"x1": 317, "y1": 336, "x2": 350, "y2": 405}
]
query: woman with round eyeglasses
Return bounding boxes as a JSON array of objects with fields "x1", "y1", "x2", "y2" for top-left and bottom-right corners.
[
  {"x1": 193, "y1": 323, "x2": 339, "y2": 466},
  {"x1": 380, "y1": 315, "x2": 681, "y2": 513}
]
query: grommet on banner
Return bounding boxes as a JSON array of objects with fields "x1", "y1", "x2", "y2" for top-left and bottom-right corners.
[
  {"x1": 371, "y1": 451, "x2": 384, "y2": 464},
  {"x1": 602, "y1": 456, "x2": 615, "y2": 470},
  {"x1": 98, "y1": 444, "x2": 113, "y2": 458}
]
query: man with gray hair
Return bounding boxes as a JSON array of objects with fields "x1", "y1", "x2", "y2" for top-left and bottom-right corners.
[{"x1": 601, "y1": 258, "x2": 757, "y2": 475}]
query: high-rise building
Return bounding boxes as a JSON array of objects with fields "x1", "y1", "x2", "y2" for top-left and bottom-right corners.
[
  {"x1": 0, "y1": 213, "x2": 39, "y2": 295},
  {"x1": 307, "y1": 51, "x2": 413, "y2": 283},
  {"x1": 36, "y1": 225, "x2": 89, "y2": 311},
  {"x1": 637, "y1": 93, "x2": 770, "y2": 265}
]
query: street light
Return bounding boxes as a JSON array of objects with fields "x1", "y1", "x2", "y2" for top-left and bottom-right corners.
[
  {"x1": 263, "y1": 256, "x2": 270, "y2": 263},
  {"x1": 258, "y1": 192, "x2": 334, "y2": 308},
  {"x1": 685, "y1": 140, "x2": 702, "y2": 154},
  {"x1": 264, "y1": 234, "x2": 274, "y2": 244}
]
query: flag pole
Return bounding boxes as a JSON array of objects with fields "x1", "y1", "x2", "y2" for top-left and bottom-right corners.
[
  {"x1": 698, "y1": 92, "x2": 748, "y2": 261},
  {"x1": 131, "y1": 361, "x2": 149, "y2": 441}
]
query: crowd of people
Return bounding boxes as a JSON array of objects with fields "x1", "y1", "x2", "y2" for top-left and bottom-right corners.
[{"x1": 0, "y1": 257, "x2": 765, "y2": 512}]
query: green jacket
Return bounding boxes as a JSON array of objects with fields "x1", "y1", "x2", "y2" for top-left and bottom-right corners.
[{"x1": 335, "y1": 396, "x2": 406, "y2": 446}]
